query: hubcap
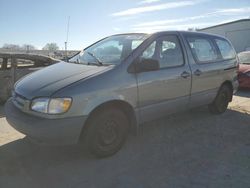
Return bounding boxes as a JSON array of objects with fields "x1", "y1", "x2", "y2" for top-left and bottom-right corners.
[{"x1": 100, "y1": 120, "x2": 118, "y2": 145}]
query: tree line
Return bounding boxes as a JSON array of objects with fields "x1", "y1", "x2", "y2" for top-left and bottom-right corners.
[{"x1": 1, "y1": 43, "x2": 60, "y2": 51}]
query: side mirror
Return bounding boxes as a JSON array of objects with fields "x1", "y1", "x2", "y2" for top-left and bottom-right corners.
[{"x1": 128, "y1": 58, "x2": 159, "y2": 73}]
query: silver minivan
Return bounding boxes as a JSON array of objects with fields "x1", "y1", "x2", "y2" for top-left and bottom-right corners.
[{"x1": 5, "y1": 31, "x2": 239, "y2": 157}]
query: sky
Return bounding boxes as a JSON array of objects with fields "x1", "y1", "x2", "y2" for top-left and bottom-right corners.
[{"x1": 0, "y1": 0, "x2": 250, "y2": 50}]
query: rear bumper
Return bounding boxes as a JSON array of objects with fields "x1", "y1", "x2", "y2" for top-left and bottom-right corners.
[{"x1": 5, "y1": 99, "x2": 87, "y2": 145}]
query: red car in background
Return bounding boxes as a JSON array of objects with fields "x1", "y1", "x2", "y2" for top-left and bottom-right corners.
[{"x1": 238, "y1": 51, "x2": 250, "y2": 89}]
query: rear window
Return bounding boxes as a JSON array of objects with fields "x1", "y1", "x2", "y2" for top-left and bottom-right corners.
[
  {"x1": 187, "y1": 37, "x2": 217, "y2": 63},
  {"x1": 215, "y1": 39, "x2": 235, "y2": 59}
]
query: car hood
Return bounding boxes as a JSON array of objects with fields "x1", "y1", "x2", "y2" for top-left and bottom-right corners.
[
  {"x1": 15, "y1": 61, "x2": 113, "y2": 99},
  {"x1": 239, "y1": 64, "x2": 250, "y2": 73}
]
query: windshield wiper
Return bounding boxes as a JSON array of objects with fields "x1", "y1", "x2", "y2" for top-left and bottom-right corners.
[
  {"x1": 87, "y1": 52, "x2": 103, "y2": 66},
  {"x1": 68, "y1": 57, "x2": 80, "y2": 64}
]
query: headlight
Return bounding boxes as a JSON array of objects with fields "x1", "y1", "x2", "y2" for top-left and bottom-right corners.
[
  {"x1": 48, "y1": 98, "x2": 72, "y2": 114},
  {"x1": 245, "y1": 71, "x2": 250, "y2": 77},
  {"x1": 31, "y1": 98, "x2": 49, "y2": 113},
  {"x1": 31, "y1": 97, "x2": 72, "y2": 114}
]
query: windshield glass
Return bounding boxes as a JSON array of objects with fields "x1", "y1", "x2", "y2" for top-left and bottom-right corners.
[
  {"x1": 238, "y1": 52, "x2": 250, "y2": 64},
  {"x1": 69, "y1": 34, "x2": 148, "y2": 65}
]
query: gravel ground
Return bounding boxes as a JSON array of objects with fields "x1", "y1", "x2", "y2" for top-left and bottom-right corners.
[{"x1": 0, "y1": 91, "x2": 250, "y2": 188}]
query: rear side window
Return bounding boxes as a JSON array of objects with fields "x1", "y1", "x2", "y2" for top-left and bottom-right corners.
[
  {"x1": 187, "y1": 37, "x2": 217, "y2": 63},
  {"x1": 17, "y1": 59, "x2": 35, "y2": 68},
  {"x1": 215, "y1": 39, "x2": 235, "y2": 59}
]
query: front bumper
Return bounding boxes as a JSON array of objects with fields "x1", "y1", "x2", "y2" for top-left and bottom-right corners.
[{"x1": 5, "y1": 99, "x2": 88, "y2": 145}]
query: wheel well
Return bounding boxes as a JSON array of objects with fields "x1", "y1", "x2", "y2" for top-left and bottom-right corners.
[
  {"x1": 221, "y1": 81, "x2": 233, "y2": 101},
  {"x1": 79, "y1": 100, "x2": 137, "y2": 142}
]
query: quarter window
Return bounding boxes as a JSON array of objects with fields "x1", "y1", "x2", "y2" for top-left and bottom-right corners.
[
  {"x1": 215, "y1": 39, "x2": 235, "y2": 59},
  {"x1": 142, "y1": 41, "x2": 156, "y2": 59},
  {"x1": 187, "y1": 37, "x2": 217, "y2": 63},
  {"x1": 132, "y1": 40, "x2": 144, "y2": 50}
]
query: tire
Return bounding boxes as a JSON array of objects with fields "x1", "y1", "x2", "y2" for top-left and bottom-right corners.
[
  {"x1": 208, "y1": 85, "x2": 232, "y2": 114},
  {"x1": 85, "y1": 108, "x2": 129, "y2": 158}
]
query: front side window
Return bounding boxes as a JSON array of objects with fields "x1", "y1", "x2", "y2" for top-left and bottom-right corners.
[
  {"x1": 215, "y1": 39, "x2": 235, "y2": 59},
  {"x1": 69, "y1": 34, "x2": 148, "y2": 65},
  {"x1": 140, "y1": 35, "x2": 184, "y2": 69},
  {"x1": 187, "y1": 37, "x2": 217, "y2": 63},
  {"x1": 159, "y1": 36, "x2": 184, "y2": 68}
]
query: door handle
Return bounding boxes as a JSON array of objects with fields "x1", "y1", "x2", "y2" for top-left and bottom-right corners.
[
  {"x1": 194, "y1": 69, "x2": 202, "y2": 76},
  {"x1": 181, "y1": 71, "x2": 190, "y2": 78}
]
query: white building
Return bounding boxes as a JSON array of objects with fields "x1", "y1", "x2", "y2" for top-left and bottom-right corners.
[{"x1": 198, "y1": 19, "x2": 250, "y2": 53}]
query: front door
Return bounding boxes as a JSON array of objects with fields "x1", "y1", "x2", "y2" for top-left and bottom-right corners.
[{"x1": 136, "y1": 35, "x2": 192, "y2": 123}]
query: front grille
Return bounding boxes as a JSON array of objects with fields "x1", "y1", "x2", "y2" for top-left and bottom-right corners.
[{"x1": 12, "y1": 92, "x2": 29, "y2": 111}]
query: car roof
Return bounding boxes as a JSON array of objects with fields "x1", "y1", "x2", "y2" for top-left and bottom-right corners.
[{"x1": 110, "y1": 31, "x2": 228, "y2": 40}]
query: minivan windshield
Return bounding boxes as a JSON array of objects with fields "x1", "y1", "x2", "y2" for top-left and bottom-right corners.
[
  {"x1": 69, "y1": 34, "x2": 148, "y2": 66},
  {"x1": 238, "y1": 52, "x2": 250, "y2": 64}
]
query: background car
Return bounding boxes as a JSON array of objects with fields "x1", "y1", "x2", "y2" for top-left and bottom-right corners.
[
  {"x1": 238, "y1": 51, "x2": 250, "y2": 89},
  {"x1": 0, "y1": 53, "x2": 59, "y2": 103}
]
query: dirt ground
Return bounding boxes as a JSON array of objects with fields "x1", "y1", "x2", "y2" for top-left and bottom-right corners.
[{"x1": 0, "y1": 91, "x2": 250, "y2": 188}]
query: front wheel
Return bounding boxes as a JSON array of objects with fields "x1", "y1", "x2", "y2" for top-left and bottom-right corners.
[
  {"x1": 85, "y1": 109, "x2": 129, "y2": 158},
  {"x1": 208, "y1": 85, "x2": 232, "y2": 114}
]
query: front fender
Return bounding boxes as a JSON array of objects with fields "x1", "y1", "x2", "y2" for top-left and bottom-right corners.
[{"x1": 81, "y1": 92, "x2": 134, "y2": 116}]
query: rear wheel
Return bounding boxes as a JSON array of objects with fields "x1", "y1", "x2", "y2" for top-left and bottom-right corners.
[
  {"x1": 85, "y1": 108, "x2": 129, "y2": 158},
  {"x1": 208, "y1": 85, "x2": 232, "y2": 114}
]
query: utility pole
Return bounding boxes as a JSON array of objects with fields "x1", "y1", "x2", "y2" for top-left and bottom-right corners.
[
  {"x1": 26, "y1": 45, "x2": 28, "y2": 53},
  {"x1": 64, "y1": 41, "x2": 67, "y2": 53},
  {"x1": 65, "y1": 16, "x2": 70, "y2": 60}
]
